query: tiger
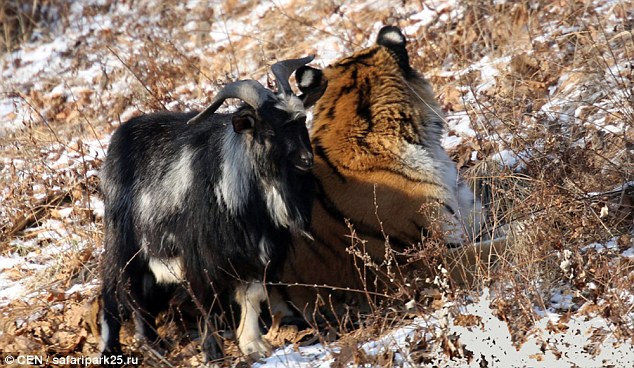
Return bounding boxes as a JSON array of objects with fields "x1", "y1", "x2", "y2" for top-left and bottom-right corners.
[{"x1": 273, "y1": 26, "x2": 505, "y2": 321}]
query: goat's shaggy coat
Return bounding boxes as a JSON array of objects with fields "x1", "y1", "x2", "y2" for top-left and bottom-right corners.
[
  {"x1": 100, "y1": 60, "x2": 322, "y2": 360},
  {"x1": 276, "y1": 26, "x2": 493, "y2": 319}
]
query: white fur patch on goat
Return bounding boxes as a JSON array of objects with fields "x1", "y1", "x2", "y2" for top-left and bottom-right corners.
[
  {"x1": 235, "y1": 283, "x2": 269, "y2": 357},
  {"x1": 137, "y1": 147, "x2": 194, "y2": 224},
  {"x1": 215, "y1": 130, "x2": 254, "y2": 213},
  {"x1": 98, "y1": 309, "x2": 109, "y2": 352},
  {"x1": 140, "y1": 237, "x2": 149, "y2": 255},
  {"x1": 264, "y1": 184, "x2": 291, "y2": 228},
  {"x1": 148, "y1": 257, "x2": 184, "y2": 284},
  {"x1": 138, "y1": 191, "x2": 153, "y2": 222},
  {"x1": 275, "y1": 95, "x2": 306, "y2": 120},
  {"x1": 258, "y1": 236, "x2": 271, "y2": 265}
]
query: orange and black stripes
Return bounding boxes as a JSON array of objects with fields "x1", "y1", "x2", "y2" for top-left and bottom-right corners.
[{"x1": 277, "y1": 26, "x2": 478, "y2": 319}]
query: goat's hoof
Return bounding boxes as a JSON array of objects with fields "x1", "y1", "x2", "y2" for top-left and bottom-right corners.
[{"x1": 239, "y1": 338, "x2": 271, "y2": 360}]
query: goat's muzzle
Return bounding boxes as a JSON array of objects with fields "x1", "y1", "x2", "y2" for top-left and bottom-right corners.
[{"x1": 292, "y1": 151, "x2": 314, "y2": 173}]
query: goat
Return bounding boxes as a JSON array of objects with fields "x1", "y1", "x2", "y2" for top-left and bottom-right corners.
[{"x1": 99, "y1": 56, "x2": 324, "y2": 361}]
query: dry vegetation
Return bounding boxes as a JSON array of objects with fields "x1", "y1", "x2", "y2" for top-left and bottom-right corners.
[{"x1": 0, "y1": 0, "x2": 632, "y2": 367}]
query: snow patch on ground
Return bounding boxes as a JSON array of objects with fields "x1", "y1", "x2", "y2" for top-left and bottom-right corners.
[{"x1": 253, "y1": 286, "x2": 634, "y2": 367}]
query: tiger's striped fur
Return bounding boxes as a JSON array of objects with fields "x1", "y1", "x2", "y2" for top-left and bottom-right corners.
[{"x1": 276, "y1": 26, "x2": 493, "y2": 319}]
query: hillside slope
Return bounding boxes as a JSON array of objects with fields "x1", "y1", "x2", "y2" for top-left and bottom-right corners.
[{"x1": 1, "y1": 0, "x2": 632, "y2": 366}]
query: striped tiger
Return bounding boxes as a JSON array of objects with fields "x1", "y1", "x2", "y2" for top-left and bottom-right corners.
[{"x1": 274, "y1": 26, "x2": 503, "y2": 320}]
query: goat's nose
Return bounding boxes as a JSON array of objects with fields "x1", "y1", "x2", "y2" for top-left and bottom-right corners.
[
  {"x1": 295, "y1": 151, "x2": 313, "y2": 171},
  {"x1": 301, "y1": 151, "x2": 313, "y2": 167}
]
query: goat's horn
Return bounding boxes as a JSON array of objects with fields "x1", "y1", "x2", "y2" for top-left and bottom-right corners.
[
  {"x1": 187, "y1": 80, "x2": 275, "y2": 125},
  {"x1": 271, "y1": 55, "x2": 315, "y2": 96}
]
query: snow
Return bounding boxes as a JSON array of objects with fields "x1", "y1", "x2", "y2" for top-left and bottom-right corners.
[
  {"x1": 583, "y1": 238, "x2": 619, "y2": 252},
  {"x1": 90, "y1": 196, "x2": 105, "y2": 218},
  {"x1": 252, "y1": 287, "x2": 634, "y2": 367},
  {"x1": 0, "y1": 254, "x2": 30, "y2": 307},
  {"x1": 55, "y1": 207, "x2": 74, "y2": 219},
  {"x1": 0, "y1": 282, "x2": 26, "y2": 307},
  {"x1": 0, "y1": 99, "x2": 15, "y2": 117},
  {"x1": 255, "y1": 344, "x2": 334, "y2": 368},
  {"x1": 0, "y1": 254, "x2": 23, "y2": 271},
  {"x1": 441, "y1": 134, "x2": 462, "y2": 151},
  {"x1": 66, "y1": 281, "x2": 99, "y2": 296},
  {"x1": 548, "y1": 288, "x2": 575, "y2": 310},
  {"x1": 3, "y1": 37, "x2": 68, "y2": 92},
  {"x1": 0, "y1": 98, "x2": 25, "y2": 134},
  {"x1": 491, "y1": 149, "x2": 520, "y2": 168},
  {"x1": 0, "y1": 217, "x2": 95, "y2": 307},
  {"x1": 445, "y1": 111, "x2": 476, "y2": 138}
]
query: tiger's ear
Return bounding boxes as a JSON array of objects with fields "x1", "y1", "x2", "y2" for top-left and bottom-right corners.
[
  {"x1": 296, "y1": 66, "x2": 327, "y2": 108},
  {"x1": 377, "y1": 26, "x2": 411, "y2": 73}
]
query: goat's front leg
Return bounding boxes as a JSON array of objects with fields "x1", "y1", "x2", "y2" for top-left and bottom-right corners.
[{"x1": 234, "y1": 282, "x2": 270, "y2": 359}]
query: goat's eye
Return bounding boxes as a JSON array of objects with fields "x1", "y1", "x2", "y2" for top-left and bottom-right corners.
[
  {"x1": 261, "y1": 129, "x2": 275, "y2": 137},
  {"x1": 283, "y1": 116, "x2": 307, "y2": 128}
]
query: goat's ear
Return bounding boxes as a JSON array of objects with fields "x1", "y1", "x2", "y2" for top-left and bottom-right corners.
[
  {"x1": 231, "y1": 113, "x2": 255, "y2": 134},
  {"x1": 376, "y1": 26, "x2": 411, "y2": 72},
  {"x1": 296, "y1": 66, "x2": 327, "y2": 108}
]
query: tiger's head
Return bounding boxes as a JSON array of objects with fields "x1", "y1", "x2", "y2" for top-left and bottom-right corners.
[
  {"x1": 296, "y1": 26, "x2": 445, "y2": 175},
  {"x1": 294, "y1": 26, "x2": 470, "y2": 249}
]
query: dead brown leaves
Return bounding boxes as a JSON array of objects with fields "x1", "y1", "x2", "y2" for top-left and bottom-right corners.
[
  {"x1": 331, "y1": 336, "x2": 398, "y2": 368},
  {"x1": 0, "y1": 294, "x2": 97, "y2": 358},
  {"x1": 264, "y1": 313, "x2": 316, "y2": 349},
  {"x1": 0, "y1": 0, "x2": 632, "y2": 366}
]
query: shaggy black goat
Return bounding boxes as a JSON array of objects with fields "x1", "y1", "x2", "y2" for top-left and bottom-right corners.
[{"x1": 99, "y1": 57, "x2": 323, "y2": 361}]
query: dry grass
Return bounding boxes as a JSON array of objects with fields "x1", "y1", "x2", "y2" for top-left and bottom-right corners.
[
  {"x1": 2, "y1": 0, "x2": 59, "y2": 53},
  {"x1": 0, "y1": 0, "x2": 632, "y2": 366}
]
